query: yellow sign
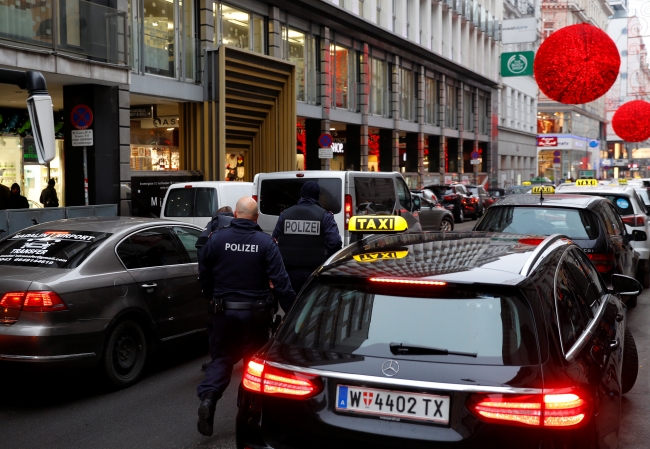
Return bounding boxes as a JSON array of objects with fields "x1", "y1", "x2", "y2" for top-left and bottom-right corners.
[
  {"x1": 576, "y1": 179, "x2": 598, "y2": 186},
  {"x1": 353, "y1": 250, "x2": 409, "y2": 263},
  {"x1": 348, "y1": 215, "x2": 409, "y2": 233},
  {"x1": 618, "y1": 179, "x2": 628, "y2": 185},
  {"x1": 531, "y1": 186, "x2": 555, "y2": 194},
  {"x1": 522, "y1": 181, "x2": 532, "y2": 186}
]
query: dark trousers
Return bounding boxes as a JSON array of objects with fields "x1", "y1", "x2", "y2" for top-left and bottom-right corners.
[
  {"x1": 197, "y1": 309, "x2": 269, "y2": 400},
  {"x1": 287, "y1": 269, "x2": 313, "y2": 298}
]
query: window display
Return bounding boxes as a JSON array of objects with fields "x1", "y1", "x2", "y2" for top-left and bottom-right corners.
[
  {"x1": 225, "y1": 153, "x2": 245, "y2": 181},
  {"x1": 130, "y1": 145, "x2": 180, "y2": 171}
]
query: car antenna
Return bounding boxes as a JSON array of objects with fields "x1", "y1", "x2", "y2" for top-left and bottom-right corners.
[{"x1": 539, "y1": 187, "x2": 544, "y2": 203}]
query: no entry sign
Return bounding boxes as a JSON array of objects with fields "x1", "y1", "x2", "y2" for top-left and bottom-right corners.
[{"x1": 71, "y1": 104, "x2": 93, "y2": 130}]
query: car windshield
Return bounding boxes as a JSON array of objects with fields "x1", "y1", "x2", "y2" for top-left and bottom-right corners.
[
  {"x1": 476, "y1": 207, "x2": 599, "y2": 240},
  {"x1": 0, "y1": 230, "x2": 111, "y2": 268},
  {"x1": 277, "y1": 279, "x2": 539, "y2": 366},
  {"x1": 259, "y1": 178, "x2": 342, "y2": 215},
  {"x1": 635, "y1": 189, "x2": 650, "y2": 207},
  {"x1": 429, "y1": 186, "x2": 454, "y2": 197}
]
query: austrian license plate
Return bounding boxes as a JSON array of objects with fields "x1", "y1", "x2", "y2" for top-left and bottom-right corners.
[{"x1": 335, "y1": 385, "x2": 450, "y2": 424}]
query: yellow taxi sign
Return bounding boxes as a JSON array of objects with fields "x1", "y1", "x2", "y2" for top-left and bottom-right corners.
[
  {"x1": 522, "y1": 181, "x2": 532, "y2": 186},
  {"x1": 531, "y1": 186, "x2": 555, "y2": 195},
  {"x1": 576, "y1": 179, "x2": 598, "y2": 186},
  {"x1": 618, "y1": 179, "x2": 628, "y2": 185},
  {"x1": 348, "y1": 215, "x2": 409, "y2": 233},
  {"x1": 353, "y1": 250, "x2": 409, "y2": 263}
]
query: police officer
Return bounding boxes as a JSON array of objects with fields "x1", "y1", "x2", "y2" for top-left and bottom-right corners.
[
  {"x1": 272, "y1": 181, "x2": 342, "y2": 297},
  {"x1": 195, "y1": 205, "x2": 235, "y2": 256},
  {"x1": 196, "y1": 196, "x2": 295, "y2": 437}
]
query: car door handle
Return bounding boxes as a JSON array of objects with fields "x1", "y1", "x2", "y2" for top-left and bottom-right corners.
[
  {"x1": 609, "y1": 340, "x2": 620, "y2": 351},
  {"x1": 616, "y1": 313, "x2": 624, "y2": 322},
  {"x1": 141, "y1": 283, "x2": 157, "y2": 288}
]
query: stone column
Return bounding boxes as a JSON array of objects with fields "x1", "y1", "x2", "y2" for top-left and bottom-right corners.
[
  {"x1": 268, "y1": 7, "x2": 282, "y2": 59},
  {"x1": 359, "y1": 43, "x2": 370, "y2": 171},
  {"x1": 118, "y1": 85, "x2": 130, "y2": 215},
  {"x1": 320, "y1": 26, "x2": 332, "y2": 170},
  {"x1": 439, "y1": 74, "x2": 447, "y2": 177}
]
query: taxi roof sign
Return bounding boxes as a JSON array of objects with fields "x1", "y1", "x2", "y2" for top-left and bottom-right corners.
[
  {"x1": 348, "y1": 215, "x2": 408, "y2": 233},
  {"x1": 353, "y1": 250, "x2": 409, "y2": 263},
  {"x1": 531, "y1": 186, "x2": 555, "y2": 195},
  {"x1": 576, "y1": 179, "x2": 598, "y2": 186},
  {"x1": 522, "y1": 181, "x2": 532, "y2": 186},
  {"x1": 618, "y1": 179, "x2": 628, "y2": 185}
]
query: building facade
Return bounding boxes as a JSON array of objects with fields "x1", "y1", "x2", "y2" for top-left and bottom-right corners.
[
  {"x1": 536, "y1": 0, "x2": 613, "y2": 182},
  {"x1": 0, "y1": 0, "x2": 502, "y2": 212}
]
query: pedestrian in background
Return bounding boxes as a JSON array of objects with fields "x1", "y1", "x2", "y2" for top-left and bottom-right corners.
[
  {"x1": 272, "y1": 181, "x2": 342, "y2": 298},
  {"x1": 7, "y1": 183, "x2": 28, "y2": 209},
  {"x1": 196, "y1": 196, "x2": 295, "y2": 437},
  {"x1": 40, "y1": 179, "x2": 59, "y2": 207}
]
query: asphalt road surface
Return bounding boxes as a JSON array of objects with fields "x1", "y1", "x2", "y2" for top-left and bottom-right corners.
[{"x1": 0, "y1": 216, "x2": 647, "y2": 449}]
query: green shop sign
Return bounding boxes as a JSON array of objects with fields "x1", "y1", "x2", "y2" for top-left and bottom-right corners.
[
  {"x1": 23, "y1": 136, "x2": 41, "y2": 165},
  {"x1": 501, "y1": 51, "x2": 534, "y2": 77}
]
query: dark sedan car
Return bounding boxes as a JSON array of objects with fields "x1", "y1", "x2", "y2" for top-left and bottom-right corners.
[
  {"x1": 424, "y1": 184, "x2": 474, "y2": 223},
  {"x1": 0, "y1": 217, "x2": 206, "y2": 387},
  {"x1": 473, "y1": 194, "x2": 645, "y2": 307},
  {"x1": 411, "y1": 190, "x2": 454, "y2": 231},
  {"x1": 236, "y1": 228, "x2": 639, "y2": 449}
]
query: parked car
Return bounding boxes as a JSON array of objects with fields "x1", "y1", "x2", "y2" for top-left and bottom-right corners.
[
  {"x1": 486, "y1": 188, "x2": 505, "y2": 205},
  {"x1": 160, "y1": 181, "x2": 253, "y2": 228},
  {"x1": 423, "y1": 184, "x2": 474, "y2": 223},
  {"x1": 0, "y1": 217, "x2": 207, "y2": 387},
  {"x1": 466, "y1": 185, "x2": 490, "y2": 216},
  {"x1": 254, "y1": 171, "x2": 421, "y2": 246},
  {"x1": 410, "y1": 190, "x2": 454, "y2": 231}
]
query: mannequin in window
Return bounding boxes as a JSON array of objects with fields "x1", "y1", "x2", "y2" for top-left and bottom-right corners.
[{"x1": 225, "y1": 154, "x2": 238, "y2": 179}]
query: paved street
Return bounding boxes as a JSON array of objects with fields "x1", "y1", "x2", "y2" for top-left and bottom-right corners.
[{"x1": 0, "y1": 216, "x2": 647, "y2": 449}]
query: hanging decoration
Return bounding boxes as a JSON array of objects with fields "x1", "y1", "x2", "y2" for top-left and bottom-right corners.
[
  {"x1": 534, "y1": 23, "x2": 620, "y2": 105},
  {"x1": 296, "y1": 122, "x2": 306, "y2": 170},
  {"x1": 612, "y1": 100, "x2": 650, "y2": 142}
]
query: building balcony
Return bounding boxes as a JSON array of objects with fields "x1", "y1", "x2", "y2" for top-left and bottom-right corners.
[{"x1": 0, "y1": 0, "x2": 128, "y2": 66}]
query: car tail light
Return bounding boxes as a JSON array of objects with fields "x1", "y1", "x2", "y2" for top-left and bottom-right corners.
[
  {"x1": 0, "y1": 291, "x2": 67, "y2": 312},
  {"x1": 243, "y1": 358, "x2": 323, "y2": 399},
  {"x1": 344, "y1": 194, "x2": 353, "y2": 229},
  {"x1": 370, "y1": 278, "x2": 447, "y2": 286},
  {"x1": 621, "y1": 215, "x2": 645, "y2": 227},
  {"x1": 252, "y1": 195, "x2": 258, "y2": 202},
  {"x1": 472, "y1": 197, "x2": 478, "y2": 203},
  {"x1": 518, "y1": 238, "x2": 545, "y2": 246},
  {"x1": 468, "y1": 389, "x2": 591, "y2": 428},
  {"x1": 444, "y1": 194, "x2": 458, "y2": 201},
  {"x1": 587, "y1": 253, "x2": 615, "y2": 273}
]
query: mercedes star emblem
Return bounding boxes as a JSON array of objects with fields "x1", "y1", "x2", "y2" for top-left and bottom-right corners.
[{"x1": 381, "y1": 360, "x2": 400, "y2": 377}]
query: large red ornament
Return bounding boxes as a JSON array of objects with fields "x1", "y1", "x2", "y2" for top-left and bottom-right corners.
[
  {"x1": 612, "y1": 100, "x2": 650, "y2": 142},
  {"x1": 534, "y1": 24, "x2": 620, "y2": 104}
]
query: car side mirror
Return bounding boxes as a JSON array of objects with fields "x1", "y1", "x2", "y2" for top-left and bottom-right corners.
[
  {"x1": 412, "y1": 196, "x2": 421, "y2": 211},
  {"x1": 611, "y1": 274, "x2": 643, "y2": 296},
  {"x1": 633, "y1": 230, "x2": 647, "y2": 241}
]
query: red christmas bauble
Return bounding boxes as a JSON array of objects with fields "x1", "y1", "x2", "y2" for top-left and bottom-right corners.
[
  {"x1": 612, "y1": 100, "x2": 650, "y2": 142},
  {"x1": 534, "y1": 24, "x2": 620, "y2": 104}
]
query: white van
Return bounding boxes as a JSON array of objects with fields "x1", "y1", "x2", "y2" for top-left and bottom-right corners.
[
  {"x1": 160, "y1": 181, "x2": 253, "y2": 228},
  {"x1": 253, "y1": 171, "x2": 421, "y2": 246}
]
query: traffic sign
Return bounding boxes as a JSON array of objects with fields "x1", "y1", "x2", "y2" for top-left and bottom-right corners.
[
  {"x1": 470, "y1": 150, "x2": 480, "y2": 159},
  {"x1": 318, "y1": 133, "x2": 333, "y2": 148},
  {"x1": 470, "y1": 159, "x2": 481, "y2": 165},
  {"x1": 70, "y1": 104, "x2": 93, "y2": 130},
  {"x1": 71, "y1": 129, "x2": 93, "y2": 147},
  {"x1": 589, "y1": 140, "x2": 599, "y2": 148},
  {"x1": 553, "y1": 157, "x2": 561, "y2": 163},
  {"x1": 501, "y1": 51, "x2": 534, "y2": 77},
  {"x1": 553, "y1": 150, "x2": 561, "y2": 157},
  {"x1": 319, "y1": 147, "x2": 333, "y2": 159}
]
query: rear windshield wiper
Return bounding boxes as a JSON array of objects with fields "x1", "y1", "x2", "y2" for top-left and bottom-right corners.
[{"x1": 390, "y1": 342, "x2": 477, "y2": 358}]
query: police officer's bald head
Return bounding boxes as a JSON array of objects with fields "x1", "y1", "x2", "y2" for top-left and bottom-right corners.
[{"x1": 235, "y1": 196, "x2": 259, "y2": 222}]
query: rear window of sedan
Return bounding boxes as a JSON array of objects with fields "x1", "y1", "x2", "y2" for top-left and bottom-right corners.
[
  {"x1": 476, "y1": 207, "x2": 599, "y2": 240},
  {"x1": 0, "y1": 230, "x2": 111, "y2": 268},
  {"x1": 277, "y1": 279, "x2": 539, "y2": 366},
  {"x1": 259, "y1": 178, "x2": 342, "y2": 215}
]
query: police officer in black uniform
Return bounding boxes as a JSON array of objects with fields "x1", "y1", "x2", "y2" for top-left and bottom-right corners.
[
  {"x1": 196, "y1": 196, "x2": 295, "y2": 436},
  {"x1": 272, "y1": 181, "x2": 342, "y2": 297}
]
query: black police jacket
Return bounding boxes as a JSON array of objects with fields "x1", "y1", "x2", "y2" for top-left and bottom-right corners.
[
  {"x1": 272, "y1": 198, "x2": 342, "y2": 271},
  {"x1": 196, "y1": 211, "x2": 234, "y2": 250},
  {"x1": 198, "y1": 218, "x2": 296, "y2": 312}
]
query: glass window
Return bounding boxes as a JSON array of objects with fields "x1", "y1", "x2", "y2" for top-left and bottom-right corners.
[
  {"x1": 277, "y1": 280, "x2": 540, "y2": 366},
  {"x1": 0, "y1": 230, "x2": 111, "y2": 268},
  {"x1": 285, "y1": 28, "x2": 306, "y2": 102},
  {"x1": 370, "y1": 58, "x2": 386, "y2": 116},
  {"x1": 253, "y1": 16, "x2": 264, "y2": 53},
  {"x1": 424, "y1": 77, "x2": 438, "y2": 125},
  {"x1": 601, "y1": 204, "x2": 622, "y2": 236},
  {"x1": 0, "y1": 0, "x2": 53, "y2": 47},
  {"x1": 172, "y1": 226, "x2": 201, "y2": 263},
  {"x1": 215, "y1": 3, "x2": 264, "y2": 53},
  {"x1": 332, "y1": 45, "x2": 350, "y2": 109},
  {"x1": 118, "y1": 228, "x2": 186, "y2": 269},
  {"x1": 354, "y1": 176, "x2": 396, "y2": 215},
  {"x1": 144, "y1": 0, "x2": 175, "y2": 77},
  {"x1": 259, "y1": 178, "x2": 342, "y2": 216},
  {"x1": 163, "y1": 187, "x2": 218, "y2": 218},
  {"x1": 571, "y1": 249, "x2": 606, "y2": 315},
  {"x1": 181, "y1": 0, "x2": 195, "y2": 80},
  {"x1": 194, "y1": 188, "x2": 218, "y2": 217},
  {"x1": 446, "y1": 85, "x2": 457, "y2": 128},
  {"x1": 463, "y1": 91, "x2": 474, "y2": 131},
  {"x1": 400, "y1": 68, "x2": 413, "y2": 121},
  {"x1": 396, "y1": 178, "x2": 412, "y2": 211},
  {"x1": 555, "y1": 253, "x2": 592, "y2": 351},
  {"x1": 476, "y1": 207, "x2": 600, "y2": 240}
]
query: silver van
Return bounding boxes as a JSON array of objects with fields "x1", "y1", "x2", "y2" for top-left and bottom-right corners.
[{"x1": 253, "y1": 171, "x2": 421, "y2": 246}]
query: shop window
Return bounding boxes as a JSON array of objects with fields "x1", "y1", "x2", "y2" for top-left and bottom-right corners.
[
  {"x1": 283, "y1": 28, "x2": 306, "y2": 102},
  {"x1": 370, "y1": 58, "x2": 387, "y2": 116},
  {"x1": 463, "y1": 91, "x2": 474, "y2": 132},
  {"x1": 130, "y1": 116, "x2": 180, "y2": 171},
  {"x1": 331, "y1": 44, "x2": 357, "y2": 111},
  {"x1": 424, "y1": 77, "x2": 438, "y2": 125},
  {"x1": 143, "y1": 0, "x2": 175, "y2": 77},
  {"x1": 214, "y1": 3, "x2": 265, "y2": 54},
  {"x1": 445, "y1": 85, "x2": 458, "y2": 129},
  {"x1": 400, "y1": 68, "x2": 413, "y2": 121}
]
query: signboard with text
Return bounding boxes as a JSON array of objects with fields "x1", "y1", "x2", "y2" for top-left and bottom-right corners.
[
  {"x1": 501, "y1": 51, "x2": 534, "y2": 77},
  {"x1": 537, "y1": 136, "x2": 558, "y2": 147},
  {"x1": 501, "y1": 17, "x2": 537, "y2": 44},
  {"x1": 131, "y1": 173, "x2": 203, "y2": 218},
  {"x1": 71, "y1": 129, "x2": 94, "y2": 147}
]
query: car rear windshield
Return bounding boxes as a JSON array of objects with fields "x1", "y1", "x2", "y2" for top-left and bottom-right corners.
[
  {"x1": 476, "y1": 207, "x2": 599, "y2": 240},
  {"x1": 164, "y1": 187, "x2": 218, "y2": 218},
  {"x1": 576, "y1": 194, "x2": 635, "y2": 216},
  {"x1": 0, "y1": 230, "x2": 111, "y2": 268},
  {"x1": 259, "y1": 178, "x2": 342, "y2": 215},
  {"x1": 428, "y1": 187, "x2": 453, "y2": 197},
  {"x1": 277, "y1": 280, "x2": 539, "y2": 366}
]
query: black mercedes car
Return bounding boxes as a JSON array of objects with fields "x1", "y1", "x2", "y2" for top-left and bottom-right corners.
[
  {"x1": 236, "y1": 223, "x2": 640, "y2": 449},
  {"x1": 473, "y1": 193, "x2": 646, "y2": 306}
]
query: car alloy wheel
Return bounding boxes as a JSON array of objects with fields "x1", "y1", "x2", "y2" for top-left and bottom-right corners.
[
  {"x1": 440, "y1": 218, "x2": 454, "y2": 232},
  {"x1": 103, "y1": 319, "x2": 147, "y2": 388}
]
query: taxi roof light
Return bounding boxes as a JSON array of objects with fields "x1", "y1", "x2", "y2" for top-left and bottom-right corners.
[
  {"x1": 575, "y1": 179, "x2": 598, "y2": 187},
  {"x1": 348, "y1": 215, "x2": 409, "y2": 233}
]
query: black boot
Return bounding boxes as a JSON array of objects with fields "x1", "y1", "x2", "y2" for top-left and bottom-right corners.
[{"x1": 197, "y1": 391, "x2": 219, "y2": 436}]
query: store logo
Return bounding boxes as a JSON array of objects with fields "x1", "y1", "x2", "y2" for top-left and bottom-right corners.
[
  {"x1": 152, "y1": 117, "x2": 178, "y2": 128},
  {"x1": 507, "y1": 54, "x2": 528, "y2": 75}
]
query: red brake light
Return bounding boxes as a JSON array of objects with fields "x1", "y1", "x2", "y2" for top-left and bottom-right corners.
[
  {"x1": 468, "y1": 389, "x2": 591, "y2": 428},
  {"x1": 252, "y1": 195, "x2": 258, "y2": 202},
  {"x1": 296, "y1": 173, "x2": 305, "y2": 177},
  {"x1": 344, "y1": 194, "x2": 353, "y2": 230},
  {"x1": 621, "y1": 215, "x2": 645, "y2": 227},
  {"x1": 184, "y1": 185, "x2": 193, "y2": 188},
  {"x1": 587, "y1": 253, "x2": 615, "y2": 273},
  {"x1": 369, "y1": 278, "x2": 447, "y2": 286},
  {"x1": 444, "y1": 194, "x2": 458, "y2": 201},
  {"x1": 243, "y1": 358, "x2": 322, "y2": 398},
  {"x1": 0, "y1": 291, "x2": 67, "y2": 312},
  {"x1": 518, "y1": 238, "x2": 545, "y2": 246}
]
